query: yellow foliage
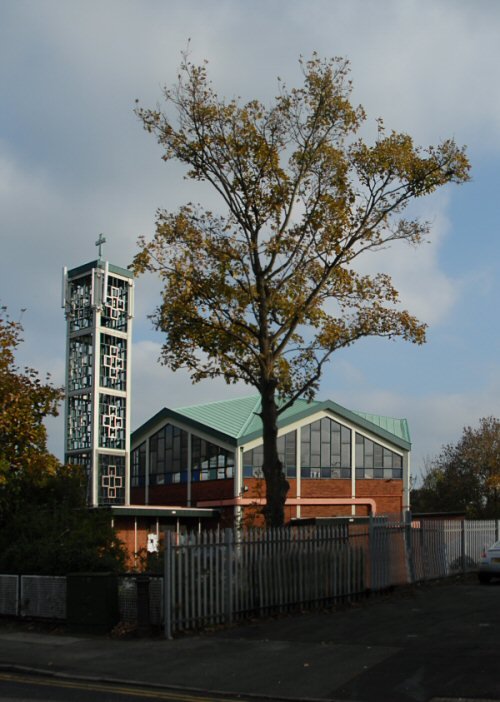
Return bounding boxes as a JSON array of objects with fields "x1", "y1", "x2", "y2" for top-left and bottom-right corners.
[
  {"x1": 132, "y1": 52, "x2": 470, "y2": 525},
  {"x1": 0, "y1": 307, "x2": 63, "y2": 478}
]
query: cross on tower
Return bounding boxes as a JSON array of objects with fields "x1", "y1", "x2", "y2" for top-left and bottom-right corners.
[
  {"x1": 95, "y1": 233, "x2": 106, "y2": 258},
  {"x1": 101, "y1": 464, "x2": 123, "y2": 500}
]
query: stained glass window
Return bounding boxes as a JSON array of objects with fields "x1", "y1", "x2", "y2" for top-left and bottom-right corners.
[
  {"x1": 98, "y1": 454, "x2": 125, "y2": 505},
  {"x1": 68, "y1": 275, "x2": 92, "y2": 332},
  {"x1": 68, "y1": 336, "x2": 93, "y2": 391},
  {"x1": 99, "y1": 394, "x2": 126, "y2": 449},
  {"x1": 101, "y1": 275, "x2": 128, "y2": 330},
  {"x1": 100, "y1": 335, "x2": 127, "y2": 390},
  {"x1": 67, "y1": 394, "x2": 92, "y2": 450}
]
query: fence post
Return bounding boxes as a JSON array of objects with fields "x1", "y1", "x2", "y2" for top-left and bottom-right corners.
[
  {"x1": 224, "y1": 529, "x2": 234, "y2": 626},
  {"x1": 405, "y1": 510, "x2": 415, "y2": 584},
  {"x1": 17, "y1": 574, "x2": 21, "y2": 617},
  {"x1": 164, "y1": 532, "x2": 172, "y2": 640},
  {"x1": 19, "y1": 575, "x2": 25, "y2": 618},
  {"x1": 461, "y1": 520, "x2": 466, "y2": 573},
  {"x1": 368, "y1": 515, "x2": 378, "y2": 591}
]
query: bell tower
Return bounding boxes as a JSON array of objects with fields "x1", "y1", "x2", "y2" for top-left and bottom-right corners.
[{"x1": 62, "y1": 236, "x2": 134, "y2": 506}]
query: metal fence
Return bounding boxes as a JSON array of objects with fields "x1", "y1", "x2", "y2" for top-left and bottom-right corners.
[
  {"x1": 164, "y1": 524, "x2": 366, "y2": 636},
  {"x1": 118, "y1": 576, "x2": 163, "y2": 626},
  {"x1": 163, "y1": 518, "x2": 500, "y2": 637},
  {"x1": 0, "y1": 574, "x2": 162, "y2": 624},
  {"x1": 0, "y1": 575, "x2": 67, "y2": 619},
  {"x1": 20, "y1": 576, "x2": 66, "y2": 619},
  {"x1": 0, "y1": 574, "x2": 18, "y2": 617},
  {"x1": 1, "y1": 519, "x2": 499, "y2": 635}
]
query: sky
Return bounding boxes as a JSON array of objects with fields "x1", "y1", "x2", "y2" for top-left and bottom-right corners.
[{"x1": 1, "y1": 0, "x2": 499, "y2": 482}]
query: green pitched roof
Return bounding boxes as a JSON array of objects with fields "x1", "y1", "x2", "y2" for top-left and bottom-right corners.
[
  {"x1": 352, "y1": 411, "x2": 411, "y2": 444},
  {"x1": 132, "y1": 395, "x2": 411, "y2": 451},
  {"x1": 175, "y1": 395, "x2": 324, "y2": 440},
  {"x1": 175, "y1": 395, "x2": 262, "y2": 439}
]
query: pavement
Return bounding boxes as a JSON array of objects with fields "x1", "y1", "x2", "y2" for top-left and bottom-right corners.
[{"x1": 0, "y1": 574, "x2": 499, "y2": 702}]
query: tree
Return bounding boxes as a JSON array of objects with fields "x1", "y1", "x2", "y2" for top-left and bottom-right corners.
[
  {"x1": 133, "y1": 53, "x2": 470, "y2": 526},
  {"x1": 411, "y1": 417, "x2": 500, "y2": 518},
  {"x1": 0, "y1": 464, "x2": 127, "y2": 574},
  {"x1": 0, "y1": 307, "x2": 127, "y2": 573},
  {"x1": 0, "y1": 306, "x2": 62, "y2": 481}
]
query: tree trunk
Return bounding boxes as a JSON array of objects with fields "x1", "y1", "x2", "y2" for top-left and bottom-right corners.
[{"x1": 260, "y1": 381, "x2": 289, "y2": 527}]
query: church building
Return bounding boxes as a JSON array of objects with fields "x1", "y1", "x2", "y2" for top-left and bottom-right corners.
[
  {"x1": 130, "y1": 395, "x2": 411, "y2": 528},
  {"x1": 62, "y1": 245, "x2": 411, "y2": 558}
]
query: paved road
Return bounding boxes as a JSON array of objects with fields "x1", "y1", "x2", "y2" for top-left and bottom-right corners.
[
  {"x1": 213, "y1": 576, "x2": 500, "y2": 701},
  {"x1": 0, "y1": 671, "x2": 244, "y2": 702},
  {"x1": 0, "y1": 575, "x2": 498, "y2": 702}
]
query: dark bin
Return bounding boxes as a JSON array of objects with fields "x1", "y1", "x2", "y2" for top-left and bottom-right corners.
[{"x1": 66, "y1": 572, "x2": 119, "y2": 633}]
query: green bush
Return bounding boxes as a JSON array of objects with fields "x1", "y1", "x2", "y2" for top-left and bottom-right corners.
[{"x1": 0, "y1": 466, "x2": 126, "y2": 575}]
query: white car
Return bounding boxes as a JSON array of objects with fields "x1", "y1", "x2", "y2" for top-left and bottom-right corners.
[{"x1": 478, "y1": 540, "x2": 500, "y2": 583}]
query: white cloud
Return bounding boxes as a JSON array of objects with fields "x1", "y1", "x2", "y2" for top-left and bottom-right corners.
[
  {"x1": 352, "y1": 191, "x2": 459, "y2": 326},
  {"x1": 2, "y1": 0, "x2": 499, "y2": 475},
  {"x1": 287, "y1": 0, "x2": 500, "y2": 151},
  {"x1": 325, "y1": 359, "x2": 500, "y2": 483},
  {"x1": 0, "y1": 144, "x2": 69, "y2": 337},
  {"x1": 131, "y1": 339, "x2": 251, "y2": 431}
]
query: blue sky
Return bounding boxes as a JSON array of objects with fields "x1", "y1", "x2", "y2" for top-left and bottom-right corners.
[{"x1": 1, "y1": 0, "x2": 499, "y2": 480}]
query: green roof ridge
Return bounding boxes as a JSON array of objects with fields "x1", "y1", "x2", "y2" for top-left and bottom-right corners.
[
  {"x1": 175, "y1": 394, "x2": 262, "y2": 440},
  {"x1": 176, "y1": 393, "x2": 257, "y2": 414},
  {"x1": 237, "y1": 396, "x2": 263, "y2": 438},
  {"x1": 237, "y1": 396, "x2": 322, "y2": 440},
  {"x1": 132, "y1": 394, "x2": 411, "y2": 451}
]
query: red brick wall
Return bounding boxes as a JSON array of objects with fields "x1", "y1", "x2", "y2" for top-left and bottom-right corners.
[
  {"x1": 130, "y1": 487, "x2": 145, "y2": 504},
  {"x1": 356, "y1": 479, "x2": 403, "y2": 516},
  {"x1": 242, "y1": 478, "x2": 300, "y2": 524},
  {"x1": 244, "y1": 477, "x2": 267, "y2": 498},
  {"x1": 133, "y1": 480, "x2": 235, "y2": 507},
  {"x1": 242, "y1": 477, "x2": 403, "y2": 521},
  {"x1": 114, "y1": 516, "x2": 159, "y2": 570},
  {"x1": 300, "y1": 504, "x2": 353, "y2": 518},
  {"x1": 301, "y1": 479, "x2": 352, "y2": 498},
  {"x1": 148, "y1": 483, "x2": 188, "y2": 506},
  {"x1": 126, "y1": 477, "x2": 403, "y2": 535},
  {"x1": 114, "y1": 516, "x2": 136, "y2": 564},
  {"x1": 191, "y1": 479, "x2": 234, "y2": 503}
]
